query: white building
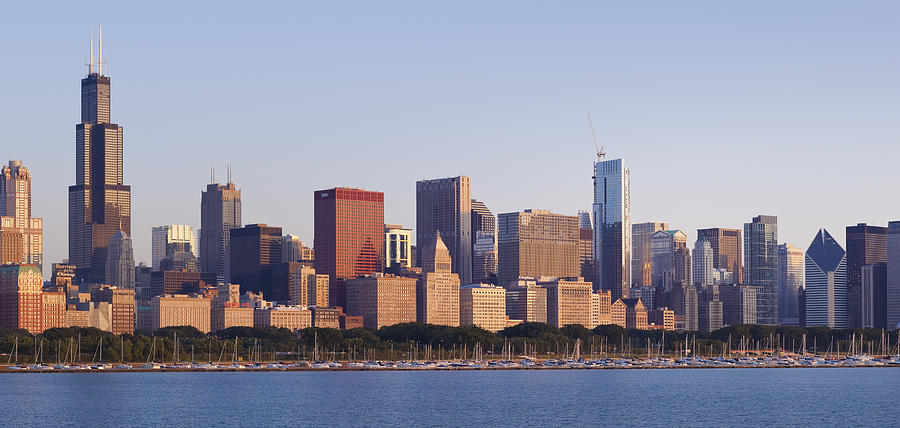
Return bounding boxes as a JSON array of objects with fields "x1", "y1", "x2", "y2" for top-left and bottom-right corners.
[
  {"x1": 804, "y1": 229, "x2": 847, "y2": 328},
  {"x1": 385, "y1": 225, "x2": 412, "y2": 269},
  {"x1": 693, "y1": 237, "x2": 714, "y2": 286}
]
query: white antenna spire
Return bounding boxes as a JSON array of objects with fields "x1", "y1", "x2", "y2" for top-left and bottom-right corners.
[
  {"x1": 227, "y1": 164, "x2": 232, "y2": 183},
  {"x1": 98, "y1": 24, "x2": 103, "y2": 75},
  {"x1": 89, "y1": 26, "x2": 94, "y2": 74},
  {"x1": 586, "y1": 110, "x2": 606, "y2": 161},
  {"x1": 210, "y1": 164, "x2": 215, "y2": 184}
]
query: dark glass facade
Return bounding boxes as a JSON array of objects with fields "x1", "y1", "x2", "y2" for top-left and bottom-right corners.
[{"x1": 68, "y1": 72, "x2": 130, "y2": 283}]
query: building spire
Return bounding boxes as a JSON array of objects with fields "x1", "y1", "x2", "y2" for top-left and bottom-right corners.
[
  {"x1": 98, "y1": 24, "x2": 103, "y2": 76},
  {"x1": 89, "y1": 26, "x2": 94, "y2": 75}
]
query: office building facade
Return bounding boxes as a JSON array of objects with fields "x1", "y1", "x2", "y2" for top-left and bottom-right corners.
[
  {"x1": 497, "y1": 209, "x2": 579, "y2": 285},
  {"x1": 845, "y1": 223, "x2": 887, "y2": 328},
  {"x1": 0, "y1": 161, "x2": 43, "y2": 270},
  {"x1": 68, "y1": 62, "x2": 130, "y2": 283},
  {"x1": 593, "y1": 158, "x2": 631, "y2": 300},
  {"x1": 345, "y1": 274, "x2": 416, "y2": 329},
  {"x1": 385, "y1": 225, "x2": 412, "y2": 269},
  {"x1": 459, "y1": 284, "x2": 507, "y2": 332},
  {"x1": 776, "y1": 243, "x2": 804, "y2": 325},
  {"x1": 152, "y1": 225, "x2": 197, "y2": 270},
  {"x1": 416, "y1": 232, "x2": 460, "y2": 326},
  {"x1": 744, "y1": 215, "x2": 778, "y2": 325},
  {"x1": 632, "y1": 222, "x2": 669, "y2": 287},
  {"x1": 229, "y1": 224, "x2": 283, "y2": 300},
  {"x1": 693, "y1": 237, "x2": 714, "y2": 286},
  {"x1": 314, "y1": 188, "x2": 385, "y2": 308},
  {"x1": 886, "y1": 221, "x2": 900, "y2": 329},
  {"x1": 697, "y1": 228, "x2": 743, "y2": 284},
  {"x1": 804, "y1": 229, "x2": 847, "y2": 328},
  {"x1": 200, "y1": 182, "x2": 242, "y2": 284},
  {"x1": 105, "y1": 230, "x2": 135, "y2": 289},
  {"x1": 416, "y1": 177, "x2": 472, "y2": 284}
]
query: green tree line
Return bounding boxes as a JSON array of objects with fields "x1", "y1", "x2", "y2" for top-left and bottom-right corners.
[{"x1": 0, "y1": 323, "x2": 896, "y2": 364}]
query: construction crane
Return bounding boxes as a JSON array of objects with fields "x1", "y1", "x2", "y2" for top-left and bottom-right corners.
[{"x1": 586, "y1": 110, "x2": 606, "y2": 161}]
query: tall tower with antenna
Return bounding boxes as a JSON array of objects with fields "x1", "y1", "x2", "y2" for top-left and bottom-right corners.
[
  {"x1": 69, "y1": 25, "x2": 131, "y2": 283},
  {"x1": 589, "y1": 113, "x2": 631, "y2": 301}
]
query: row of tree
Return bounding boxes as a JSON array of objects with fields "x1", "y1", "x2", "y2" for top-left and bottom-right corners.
[{"x1": 0, "y1": 323, "x2": 897, "y2": 363}]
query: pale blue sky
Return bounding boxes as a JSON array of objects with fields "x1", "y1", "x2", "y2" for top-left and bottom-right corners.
[{"x1": 2, "y1": 1, "x2": 899, "y2": 271}]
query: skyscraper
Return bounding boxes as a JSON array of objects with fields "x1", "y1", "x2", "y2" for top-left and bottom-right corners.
[
  {"x1": 416, "y1": 232, "x2": 460, "y2": 326},
  {"x1": 886, "y1": 221, "x2": 900, "y2": 329},
  {"x1": 593, "y1": 158, "x2": 631, "y2": 300},
  {"x1": 105, "y1": 230, "x2": 134, "y2": 289},
  {"x1": 471, "y1": 199, "x2": 497, "y2": 283},
  {"x1": 151, "y1": 225, "x2": 197, "y2": 271},
  {"x1": 416, "y1": 177, "x2": 472, "y2": 284},
  {"x1": 497, "y1": 209, "x2": 579, "y2": 285},
  {"x1": 697, "y1": 228, "x2": 743, "y2": 284},
  {"x1": 692, "y1": 237, "x2": 714, "y2": 286},
  {"x1": 200, "y1": 181, "x2": 242, "y2": 284},
  {"x1": 845, "y1": 223, "x2": 887, "y2": 328},
  {"x1": 0, "y1": 161, "x2": 43, "y2": 271},
  {"x1": 68, "y1": 30, "x2": 131, "y2": 283},
  {"x1": 632, "y1": 222, "x2": 669, "y2": 287},
  {"x1": 804, "y1": 229, "x2": 847, "y2": 328},
  {"x1": 776, "y1": 243, "x2": 804, "y2": 325},
  {"x1": 650, "y1": 230, "x2": 689, "y2": 289},
  {"x1": 744, "y1": 215, "x2": 778, "y2": 325},
  {"x1": 229, "y1": 224, "x2": 284, "y2": 300},
  {"x1": 384, "y1": 225, "x2": 412, "y2": 270},
  {"x1": 314, "y1": 187, "x2": 384, "y2": 308}
]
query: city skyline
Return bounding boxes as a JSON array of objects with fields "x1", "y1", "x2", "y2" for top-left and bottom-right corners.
[{"x1": 4, "y1": 4, "x2": 900, "y2": 272}]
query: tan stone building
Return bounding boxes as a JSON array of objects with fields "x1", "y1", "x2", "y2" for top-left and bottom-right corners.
[
  {"x1": 210, "y1": 284, "x2": 253, "y2": 331},
  {"x1": 311, "y1": 307, "x2": 342, "y2": 329},
  {"x1": 416, "y1": 232, "x2": 460, "y2": 326},
  {"x1": 289, "y1": 265, "x2": 329, "y2": 307},
  {"x1": 212, "y1": 307, "x2": 254, "y2": 331},
  {"x1": 648, "y1": 307, "x2": 675, "y2": 330},
  {"x1": 0, "y1": 230, "x2": 22, "y2": 265},
  {"x1": 346, "y1": 274, "x2": 417, "y2": 329},
  {"x1": 91, "y1": 286, "x2": 135, "y2": 334},
  {"x1": 592, "y1": 291, "x2": 612, "y2": 327},
  {"x1": 151, "y1": 294, "x2": 211, "y2": 333},
  {"x1": 540, "y1": 277, "x2": 593, "y2": 328},
  {"x1": 460, "y1": 284, "x2": 507, "y2": 332},
  {"x1": 611, "y1": 299, "x2": 627, "y2": 328},
  {"x1": 41, "y1": 291, "x2": 66, "y2": 332},
  {"x1": 254, "y1": 306, "x2": 312, "y2": 331},
  {"x1": 505, "y1": 282, "x2": 548, "y2": 323},
  {"x1": 497, "y1": 210, "x2": 579, "y2": 284},
  {"x1": 0, "y1": 161, "x2": 43, "y2": 269}
]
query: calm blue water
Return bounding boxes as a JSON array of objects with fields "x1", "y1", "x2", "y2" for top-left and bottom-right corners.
[{"x1": 2, "y1": 368, "x2": 896, "y2": 427}]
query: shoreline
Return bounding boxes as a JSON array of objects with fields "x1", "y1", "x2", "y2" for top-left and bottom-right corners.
[{"x1": 3, "y1": 360, "x2": 897, "y2": 373}]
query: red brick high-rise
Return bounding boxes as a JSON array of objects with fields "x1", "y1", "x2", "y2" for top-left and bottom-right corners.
[
  {"x1": 0, "y1": 264, "x2": 43, "y2": 333},
  {"x1": 314, "y1": 188, "x2": 384, "y2": 309}
]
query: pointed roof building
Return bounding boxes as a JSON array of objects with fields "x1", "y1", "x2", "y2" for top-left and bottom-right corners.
[{"x1": 422, "y1": 231, "x2": 452, "y2": 274}]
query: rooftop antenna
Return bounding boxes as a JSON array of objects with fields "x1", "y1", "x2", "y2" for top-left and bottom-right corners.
[
  {"x1": 89, "y1": 26, "x2": 94, "y2": 74},
  {"x1": 98, "y1": 24, "x2": 103, "y2": 76},
  {"x1": 227, "y1": 164, "x2": 232, "y2": 183},
  {"x1": 586, "y1": 110, "x2": 606, "y2": 161},
  {"x1": 210, "y1": 164, "x2": 215, "y2": 184}
]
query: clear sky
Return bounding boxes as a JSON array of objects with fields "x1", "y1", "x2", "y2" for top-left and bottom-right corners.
[{"x1": 3, "y1": 1, "x2": 900, "y2": 273}]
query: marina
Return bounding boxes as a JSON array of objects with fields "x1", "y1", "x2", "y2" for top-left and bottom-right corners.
[{"x1": 4, "y1": 353, "x2": 900, "y2": 372}]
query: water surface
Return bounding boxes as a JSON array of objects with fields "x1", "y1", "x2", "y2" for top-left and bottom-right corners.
[{"x1": 3, "y1": 369, "x2": 894, "y2": 426}]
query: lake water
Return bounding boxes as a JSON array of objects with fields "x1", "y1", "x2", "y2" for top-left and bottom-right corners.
[{"x1": 3, "y1": 368, "x2": 896, "y2": 427}]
